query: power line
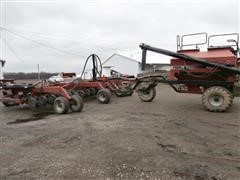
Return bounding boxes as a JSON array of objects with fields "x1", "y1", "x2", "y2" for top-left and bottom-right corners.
[
  {"x1": 2, "y1": 26, "x2": 177, "y2": 47},
  {"x1": 0, "y1": 27, "x2": 127, "y2": 53},
  {"x1": 1, "y1": 26, "x2": 139, "y2": 45},
  {"x1": 2, "y1": 36, "x2": 34, "y2": 68},
  {"x1": 0, "y1": 27, "x2": 86, "y2": 58},
  {"x1": 13, "y1": 29, "x2": 118, "y2": 52},
  {"x1": 0, "y1": 26, "x2": 176, "y2": 55}
]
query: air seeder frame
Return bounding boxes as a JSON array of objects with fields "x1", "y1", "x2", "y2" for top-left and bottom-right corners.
[{"x1": 134, "y1": 33, "x2": 240, "y2": 112}]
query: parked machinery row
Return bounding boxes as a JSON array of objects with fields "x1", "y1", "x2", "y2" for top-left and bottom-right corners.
[
  {"x1": 1, "y1": 33, "x2": 240, "y2": 113},
  {"x1": 0, "y1": 54, "x2": 134, "y2": 114}
]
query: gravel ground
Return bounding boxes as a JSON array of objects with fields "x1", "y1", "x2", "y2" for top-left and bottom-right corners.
[{"x1": 0, "y1": 85, "x2": 240, "y2": 180}]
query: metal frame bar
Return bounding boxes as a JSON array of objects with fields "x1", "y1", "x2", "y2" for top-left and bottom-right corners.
[
  {"x1": 33, "y1": 86, "x2": 72, "y2": 100},
  {"x1": 177, "y1": 32, "x2": 208, "y2": 50},
  {"x1": 208, "y1": 33, "x2": 239, "y2": 48},
  {"x1": 133, "y1": 74, "x2": 235, "y2": 93},
  {"x1": 140, "y1": 43, "x2": 240, "y2": 74},
  {"x1": 136, "y1": 74, "x2": 234, "y2": 86}
]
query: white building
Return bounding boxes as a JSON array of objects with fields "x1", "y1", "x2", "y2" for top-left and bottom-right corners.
[
  {"x1": 80, "y1": 53, "x2": 171, "y2": 79},
  {"x1": 102, "y1": 53, "x2": 141, "y2": 77},
  {"x1": 0, "y1": 59, "x2": 6, "y2": 80},
  {"x1": 101, "y1": 66, "x2": 112, "y2": 77}
]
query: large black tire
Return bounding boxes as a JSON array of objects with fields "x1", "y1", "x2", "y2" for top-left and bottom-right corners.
[
  {"x1": 115, "y1": 89, "x2": 133, "y2": 97},
  {"x1": 89, "y1": 88, "x2": 97, "y2": 96},
  {"x1": 69, "y1": 95, "x2": 84, "y2": 112},
  {"x1": 28, "y1": 96, "x2": 40, "y2": 110},
  {"x1": 97, "y1": 88, "x2": 111, "y2": 104},
  {"x1": 77, "y1": 90, "x2": 85, "y2": 98},
  {"x1": 46, "y1": 94, "x2": 56, "y2": 105},
  {"x1": 202, "y1": 86, "x2": 233, "y2": 112},
  {"x1": 37, "y1": 95, "x2": 48, "y2": 107},
  {"x1": 53, "y1": 97, "x2": 70, "y2": 114},
  {"x1": 84, "y1": 88, "x2": 91, "y2": 97},
  {"x1": 138, "y1": 87, "x2": 156, "y2": 102},
  {"x1": 2, "y1": 94, "x2": 17, "y2": 107},
  {"x1": 2, "y1": 101, "x2": 16, "y2": 107}
]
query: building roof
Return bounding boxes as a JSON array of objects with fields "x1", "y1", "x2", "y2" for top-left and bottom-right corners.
[{"x1": 103, "y1": 53, "x2": 140, "y2": 65}]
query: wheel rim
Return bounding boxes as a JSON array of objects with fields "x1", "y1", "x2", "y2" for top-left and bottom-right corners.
[
  {"x1": 99, "y1": 92, "x2": 106, "y2": 102},
  {"x1": 209, "y1": 94, "x2": 224, "y2": 107},
  {"x1": 55, "y1": 100, "x2": 64, "y2": 111},
  {"x1": 140, "y1": 90, "x2": 150, "y2": 97}
]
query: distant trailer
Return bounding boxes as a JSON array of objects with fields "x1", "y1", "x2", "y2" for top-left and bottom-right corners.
[
  {"x1": 60, "y1": 72, "x2": 76, "y2": 78},
  {"x1": 0, "y1": 79, "x2": 15, "y2": 89}
]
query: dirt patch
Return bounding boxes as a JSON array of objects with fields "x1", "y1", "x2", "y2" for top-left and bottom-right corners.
[
  {"x1": 0, "y1": 85, "x2": 239, "y2": 179},
  {"x1": 7, "y1": 111, "x2": 52, "y2": 124}
]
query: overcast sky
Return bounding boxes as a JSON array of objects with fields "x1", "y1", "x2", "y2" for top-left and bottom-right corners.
[{"x1": 0, "y1": 0, "x2": 239, "y2": 73}]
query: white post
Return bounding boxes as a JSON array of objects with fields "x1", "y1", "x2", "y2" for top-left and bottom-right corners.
[
  {"x1": 37, "y1": 64, "x2": 40, "y2": 80},
  {"x1": 0, "y1": 0, "x2": 3, "y2": 61},
  {"x1": 0, "y1": 0, "x2": 3, "y2": 80},
  {"x1": 0, "y1": 60, "x2": 3, "y2": 79}
]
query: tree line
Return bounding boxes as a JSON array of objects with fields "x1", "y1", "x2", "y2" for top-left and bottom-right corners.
[{"x1": 3, "y1": 72, "x2": 58, "y2": 80}]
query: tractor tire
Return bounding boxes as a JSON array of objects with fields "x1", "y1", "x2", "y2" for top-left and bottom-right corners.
[
  {"x1": 115, "y1": 89, "x2": 133, "y2": 97},
  {"x1": 53, "y1": 96, "x2": 70, "y2": 114},
  {"x1": 89, "y1": 88, "x2": 97, "y2": 96},
  {"x1": 84, "y1": 88, "x2": 91, "y2": 97},
  {"x1": 70, "y1": 95, "x2": 84, "y2": 112},
  {"x1": 97, "y1": 88, "x2": 111, "y2": 104},
  {"x1": 46, "y1": 94, "x2": 56, "y2": 105},
  {"x1": 115, "y1": 91, "x2": 126, "y2": 97},
  {"x1": 138, "y1": 87, "x2": 156, "y2": 102},
  {"x1": 202, "y1": 86, "x2": 233, "y2": 112},
  {"x1": 2, "y1": 101, "x2": 16, "y2": 107},
  {"x1": 38, "y1": 95, "x2": 48, "y2": 106},
  {"x1": 77, "y1": 90, "x2": 85, "y2": 98},
  {"x1": 28, "y1": 96, "x2": 38, "y2": 109},
  {"x1": 2, "y1": 94, "x2": 17, "y2": 107}
]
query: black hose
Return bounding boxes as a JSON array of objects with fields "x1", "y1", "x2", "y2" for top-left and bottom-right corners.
[{"x1": 79, "y1": 54, "x2": 102, "y2": 79}]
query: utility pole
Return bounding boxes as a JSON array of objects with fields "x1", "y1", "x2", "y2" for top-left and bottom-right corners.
[
  {"x1": 0, "y1": 0, "x2": 4, "y2": 80},
  {"x1": 0, "y1": 0, "x2": 3, "y2": 61},
  {"x1": 37, "y1": 64, "x2": 40, "y2": 80},
  {"x1": 0, "y1": 30, "x2": 2, "y2": 61},
  {"x1": 0, "y1": 59, "x2": 5, "y2": 79}
]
